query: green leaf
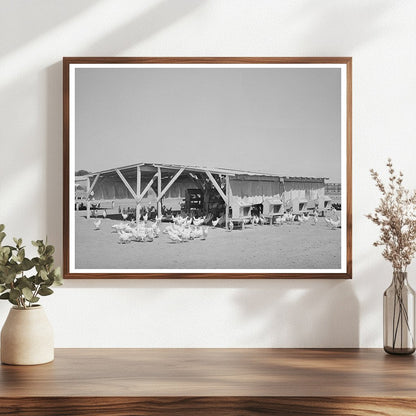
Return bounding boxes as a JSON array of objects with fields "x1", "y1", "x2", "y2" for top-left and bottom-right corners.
[
  {"x1": 20, "y1": 288, "x2": 40, "y2": 304},
  {"x1": 2, "y1": 271, "x2": 17, "y2": 284},
  {"x1": 0, "y1": 247, "x2": 10, "y2": 265},
  {"x1": 32, "y1": 240, "x2": 43, "y2": 247},
  {"x1": 0, "y1": 285, "x2": 6, "y2": 293},
  {"x1": 0, "y1": 232, "x2": 6, "y2": 244},
  {"x1": 9, "y1": 288, "x2": 21, "y2": 301},
  {"x1": 0, "y1": 224, "x2": 4, "y2": 232},
  {"x1": 39, "y1": 269, "x2": 48, "y2": 281},
  {"x1": 38, "y1": 287, "x2": 53, "y2": 296},
  {"x1": 8, "y1": 297, "x2": 18, "y2": 306},
  {"x1": 52, "y1": 267, "x2": 63, "y2": 285},
  {"x1": 17, "y1": 248, "x2": 25, "y2": 263},
  {"x1": 22, "y1": 287, "x2": 34, "y2": 301},
  {"x1": 17, "y1": 276, "x2": 35, "y2": 291},
  {"x1": 20, "y1": 258, "x2": 33, "y2": 271},
  {"x1": 13, "y1": 237, "x2": 21, "y2": 248},
  {"x1": 0, "y1": 292, "x2": 9, "y2": 299},
  {"x1": 45, "y1": 245, "x2": 55, "y2": 256}
]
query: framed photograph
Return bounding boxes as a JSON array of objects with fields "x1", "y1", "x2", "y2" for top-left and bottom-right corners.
[{"x1": 63, "y1": 57, "x2": 352, "y2": 279}]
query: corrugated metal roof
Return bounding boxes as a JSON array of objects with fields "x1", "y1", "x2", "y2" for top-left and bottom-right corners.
[{"x1": 83, "y1": 162, "x2": 328, "y2": 181}]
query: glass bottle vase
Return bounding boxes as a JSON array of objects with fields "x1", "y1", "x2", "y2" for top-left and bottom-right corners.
[{"x1": 383, "y1": 271, "x2": 416, "y2": 355}]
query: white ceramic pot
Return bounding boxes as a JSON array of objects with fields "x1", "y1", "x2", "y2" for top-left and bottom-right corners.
[{"x1": 1, "y1": 305, "x2": 54, "y2": 365}]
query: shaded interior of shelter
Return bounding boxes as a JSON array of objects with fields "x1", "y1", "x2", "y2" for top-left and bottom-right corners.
[{"x1": 75, "y1": 162, "x2": 333, "y2": 223}]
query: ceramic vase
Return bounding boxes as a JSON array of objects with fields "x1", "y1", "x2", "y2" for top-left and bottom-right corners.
[{"x1": 1, "y1": 305, "x2": 54, "y2": 365}]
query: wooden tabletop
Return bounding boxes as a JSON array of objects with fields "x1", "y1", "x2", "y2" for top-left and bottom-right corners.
[{"x1": 1, "y1": 348, "x2": 416, "y2": 415}]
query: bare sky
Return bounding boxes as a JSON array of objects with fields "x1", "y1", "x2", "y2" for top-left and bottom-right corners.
[{"x1": 75, "y1": 66, "x2": 341, "y2": 181}]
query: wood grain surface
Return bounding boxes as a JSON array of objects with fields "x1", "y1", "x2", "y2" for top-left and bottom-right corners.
[{"x1": 1, "y1": 349, "x2": 415, "y2": 415}]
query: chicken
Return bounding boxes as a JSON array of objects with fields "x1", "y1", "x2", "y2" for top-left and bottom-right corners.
[
  {"x1": 132, "y1": 229, "x2": 145, "y2": 242},
  {"x1": 118, "y1": 230, "x2": 132, "y2": 244},
  {"x1": 274, "y1": 216, "x2": 283, "y2": 226},
  {"x1": 102, "y1": 210, "x2": 107, "y2": 219},
  {"x1": 328, "y1": 217, "x2": 341, "y2": 229},
  {"x1": 145, "y1": 228, "x2": 154, "y2": 242},
  {"x1": 151, "y1": 222, "x2": 161, "y2": 238},
  {"x1": 185, "y1": 217, "x2": 192, "y2": 227},
  {"x1": 191, "y1": 227, "x2": 202, "y2": 239},
  {"x1": 212, "y1": 217, "x2": 220, "y2": 227},
  {"x1": 180, "y1": 228, "x2": 192, "y2": 241},
  {"x1": 112, "y1": 223, "x2": 126, "y2": 232},
  {"x1": 93, "y1": 219, "x2": 101, "y2": 230},
  {"x1": 121, "y1": 212, "x2": 128, "y2": 221},
  {"x1": 168, "y1": 231, "x2": 182, "y2": 243},
  {"x1": 193, "y1": 217, "x2": 205, "y2": 227}
]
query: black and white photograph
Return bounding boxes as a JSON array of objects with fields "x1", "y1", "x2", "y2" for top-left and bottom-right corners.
[{"x1": 64, "y1": 58, "x2": 351, "y2": 278}]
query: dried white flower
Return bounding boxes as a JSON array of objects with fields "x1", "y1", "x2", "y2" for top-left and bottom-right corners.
[{"x1": 367, "y1": 159, "x2": 416, "y2": 272}]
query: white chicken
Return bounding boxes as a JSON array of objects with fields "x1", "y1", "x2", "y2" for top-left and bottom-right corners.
[
  {"x1": 212, "y1": 217, "x2": 220, "y2": 227},
  {"x1": 193, "y1": 217, "x2": 205, "y2": 227},
  {"x1": 274, "y1": 216, "x2": 283, "y2": 226},
  {"x1": 112, "y1": 223, "x2": 126, "y2": 232},
  {"x1": 328, "y1": 217, "x2": 341, "y2": 229},
  {"x1": 102, "y1": 210, "x2": 107, "y2": 219},
  {"x1": 121, "y1": 212, "x2": 128, "y2": 221},
  {"x1": 118, "y1": 230, "x2": 132, "y2": 244},
  {"x1": 168, "y1": 231, "x2": 182, "y2": 243},
  {"x1": 93, "y1": 219, "x2": 101, "y2": 230}
]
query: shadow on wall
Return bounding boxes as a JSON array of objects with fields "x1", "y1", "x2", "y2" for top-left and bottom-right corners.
[
  {"x1": 233, "y1": 279, "x2": 359, "y2": 347},
  {"x1": 290, "y1": 0, "x2": 393, "y2": 53},
  {"x1": 82, "y1": 0, "x2": 206, "y2": 55},
  {"x1": 2, "y1": 0, "x2": 396, "y2": 345},
  {"x1": 45, "y1": 0, "x2": 205, "y2": 264},
  {"x1": 0, "y1": 0, "x2": 101, "y2": 57}
]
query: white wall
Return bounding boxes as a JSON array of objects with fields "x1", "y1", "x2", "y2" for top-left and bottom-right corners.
[{"x1": 1, "y1": 0, "x2": 415, "y2": 347}]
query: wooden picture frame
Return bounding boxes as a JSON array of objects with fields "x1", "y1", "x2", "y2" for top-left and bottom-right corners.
[{"x1": 63, "y1": 57, "x2": 352, "y2": 279}]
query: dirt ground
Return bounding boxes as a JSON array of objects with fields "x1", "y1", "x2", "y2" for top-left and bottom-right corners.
[{"x1": 74, "y1": 212, "x2": 342, "y2": 270}]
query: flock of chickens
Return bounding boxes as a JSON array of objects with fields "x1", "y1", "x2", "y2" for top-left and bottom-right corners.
[
  {"x1": 93, "y1": 214, "x2": 210, "y2": 244},
  {"x1": 92, "y1": 208, "x2": 341, "y2": 245}
]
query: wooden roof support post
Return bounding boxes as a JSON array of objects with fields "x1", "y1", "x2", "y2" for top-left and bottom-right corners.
[
  {"x1": 136, "y1": 165, "x2": 141, "y2": 222},
  {"x1": 86, "y1": 176, "x2": 91, "y2": 219},
  {"x1": 86, "y1": 173, "x2": 101, "y2": 218},
  {"x1": 115, "y1": 169, "x2": 138, "y2": 201},
  {"x1": 137, "y1": 173, "x2": 158, "y2": 203},
  {"x1": 86, "y1": 174, "x2": 100, "y2": 198},
  {"x1": 157, "y1": 167, "x2": 162, "y2": 218},
  {"x1": 157, "y1": 167, "x2": 185, "y2": 203},
  {"x1": 225, "y1": 175, "x2": 230, "y2": 230},
  {"x1": 205, "y1": 171, "x2": 227, "y2": 203}
]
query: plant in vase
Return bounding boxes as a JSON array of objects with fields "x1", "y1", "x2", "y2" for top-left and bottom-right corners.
[
  {"x1": 367, "y1": 159, "x2": 416, "y2": 354},
  {"x1": 0, "y1": 224, "x2": 62, "y2": 365}
]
